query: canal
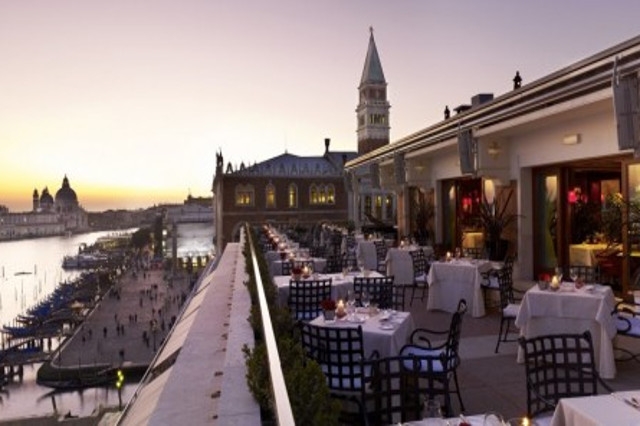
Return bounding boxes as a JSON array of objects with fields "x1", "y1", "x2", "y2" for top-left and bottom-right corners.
[{"x1": 0, "y1": 223, "x2": 214, "y2": 421}]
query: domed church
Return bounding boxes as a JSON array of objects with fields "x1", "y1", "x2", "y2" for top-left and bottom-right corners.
[{"x1": 31, "y1": 175, "x2": 88, "y2": 233}]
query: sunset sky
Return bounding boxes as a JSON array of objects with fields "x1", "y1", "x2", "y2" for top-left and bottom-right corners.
[{"x1": 2, "y1": 1, "x2": 640, "y2": 212}]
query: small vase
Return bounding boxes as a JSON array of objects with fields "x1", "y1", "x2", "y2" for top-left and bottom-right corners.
[{"x1": 323, "y1": 310, "x2": 335, "y2": 321}]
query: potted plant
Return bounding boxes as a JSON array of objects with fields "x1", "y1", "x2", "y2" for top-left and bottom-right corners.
[
  {"x1": 320, "y1": 299, "x2": 336, "y2": 321},
  {"x1": 479, "y1": 188, "x2": 519, "y2": 261}
]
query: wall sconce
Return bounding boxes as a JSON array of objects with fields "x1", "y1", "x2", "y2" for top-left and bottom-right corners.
[
  {"x1": 487, "y1": 142, "x2": 501, "y2": 159},
  {"x1": 484, "y1": 179, "x2": 496, "y2": 204},
  {"x1": 562, "y1": 134, "x2": 581, "y2": 145}
]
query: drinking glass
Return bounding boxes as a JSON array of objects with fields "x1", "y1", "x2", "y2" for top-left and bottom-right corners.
[
  {"x1": 361, "y1": 291, "x2": 370, "y2": 312},
  {"x1": 483, "y1": 412, "x2": 505, "y2": 426},
  {"x1": 346, "y1": 290, "x2": 356, "y2": 319},
  {"x1": 569, "y1": 267, "x2": 578, "y2": 282},
  {"x1": 423, "y1": 399, "x2": 444, "y2": 426}
]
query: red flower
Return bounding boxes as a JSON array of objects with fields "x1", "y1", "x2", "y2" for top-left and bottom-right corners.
[
  {"x1": 538, "y1": 273, "x2": 551, "y2": 282},
  {"x1": 320, "y1": 299, "x2": 336, "y2": 310}
]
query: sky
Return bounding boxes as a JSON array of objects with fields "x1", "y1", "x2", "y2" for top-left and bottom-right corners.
[{"x1": 2, "y1": 1, "x2": 640, "y2": 212}]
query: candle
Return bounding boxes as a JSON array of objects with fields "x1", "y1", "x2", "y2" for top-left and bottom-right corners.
[{"x1": 446, "y1": 251, "x2": 452, "y2": 261}]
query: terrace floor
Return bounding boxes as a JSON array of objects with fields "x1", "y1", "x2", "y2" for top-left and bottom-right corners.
[{"x1": 403, "y1": 282, "x2": 640, "y2": 420}]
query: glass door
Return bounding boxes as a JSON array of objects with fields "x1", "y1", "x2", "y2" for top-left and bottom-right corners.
[{"x1": 623, "y1": 160, "x2": 640, "y2": 294}]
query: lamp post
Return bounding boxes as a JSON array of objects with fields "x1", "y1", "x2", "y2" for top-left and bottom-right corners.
[{"x1": 116, "y1": 369, "x2": 124, "y2": 410}]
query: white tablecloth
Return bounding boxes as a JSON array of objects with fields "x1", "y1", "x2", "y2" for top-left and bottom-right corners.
[
  {"x1": 426, "y1": 259, "x2": 493, "y2": 318},
  {"x1": 269, "y1": 257, "x2": 327, "y2": 277},
  {"x1": 272, "y1": 271, "x2": 383, "y2": 307},
  {"x1": 551, "y1": 390, "x2": 640, "y2": 426},
  {"x1": 309, "y1": 310, "x2": 415, "y2": 358},
  {"x1": 356, "y1": 240, "x2": 378, "y2": 271},
  {"x1": 385, "y1": 246, "x2": 434, "y2": 286},
  {"x1": 515, "y1": 284, "x2": 618, "y2": 379},
  {"x1": 569, "y1": 243, "x2": 611, "y2": 266}
]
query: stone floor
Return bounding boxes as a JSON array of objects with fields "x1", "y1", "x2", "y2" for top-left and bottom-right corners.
[{"x1": 404, "y1": 285, "x2": 640, "y2": 420}]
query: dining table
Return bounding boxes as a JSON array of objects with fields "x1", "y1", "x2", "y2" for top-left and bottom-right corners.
[
  {"x1": 272, "y1": 271, "x2": 383, "y2": 307},
  {"x1": 356, "y1": 240, "x2": 379, "y2": 271},
  {"x1": 385, "y1": 246, "x2": 434, "y2": 286},
  {"x1": 550, "y1": 389, "x2": 640, "y2": 425},
  {"x1": 515, "y1": 282, "x2": 618, "y2": 379},
  {"x1": 568, "y1": 243, "x2": 618, "y2": 266},
  {"x1": 426, "y1": 258, "x2": 495, "y2": 318},
  {"x1": 309, "y1": 308, "x2": 415, "y2": 358},
  {"x1": 268, "y1": 256, "x2": 327, "y2": 277}
]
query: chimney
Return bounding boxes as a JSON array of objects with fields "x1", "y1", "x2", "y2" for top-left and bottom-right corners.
[
  {"x1": 324, "y1": 138, "x2": 330, "y2": 154},
  {"x1": 471, "y1": 93, "x2": 494, "y2": 107}
]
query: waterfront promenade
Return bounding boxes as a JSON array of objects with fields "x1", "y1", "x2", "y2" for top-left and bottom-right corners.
[{"x1": 53, "y1": 266, "x2": 193, "y2": 373}]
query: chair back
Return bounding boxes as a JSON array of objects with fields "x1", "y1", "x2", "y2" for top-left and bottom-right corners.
[
  {"x1": 361, "y1": 355, "x2": 430, "y2": 425},
  {"x1": 496, "y1": 267, "x2": 516, "y2": 310},
  {"x1": 298, "y1": 322, "x2": 366, "y2": 392},
  {"x1": 353, "y1": 276, "x2": 394, "y2": 309},
  {"x1": 518, "y1": 331, "x2": 601, "y2": 418},
  {"x1": 409, "y1": 249, "x2": 429, "y2": 278},
  {"x1": 567, "y1": 265, "x2": 601, "y2": 284},
  {"x1": 281, "y1": 259, "x2": 292, "y2": 276},
  {"x1": 324, "y1": 254, "x2": 343, "y2": 274},
  {"x1": 444, "y1": 299, "x2": 467, "y2": 366},
  {"x1": 374, "y1": 240, "x2": 388, "y2": 263},
  {"x1": 288, "y1": 279, "x2": 332, "y2": 321}
]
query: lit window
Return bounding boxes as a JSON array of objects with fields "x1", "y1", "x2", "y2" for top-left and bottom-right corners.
[
  {"x1": 310, "y1": 184, "x2": 318, "y2": 204},
  {"x1": 288, "y1": 184, "x2": 298, "y2": 208},
  {"x1": 327, "y1": 185, "x2": 335, "y2": 204},
  {"x1": 266, "y1": 184, "x2": 276, "y2": 208},
  {"x1": 235, "y1": 184, "x2": 254, "y2": 206}
]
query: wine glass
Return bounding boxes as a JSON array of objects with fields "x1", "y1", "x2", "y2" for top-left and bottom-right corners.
[
  {"x1": 423, "y1": 399, "x2": 444, "y2": 426},
  {"x1": 346, "y1": 290, "x2": 356, "y2": 319},
  {"x1": 361, "y1": 290, "x2": 370, "y2": 313},
  {"x1": 483, "y1": 412, "x2": 505, "y2": 426},
  {"x1": 569, "y1": 267, "x2": 578, "y2": 282}
]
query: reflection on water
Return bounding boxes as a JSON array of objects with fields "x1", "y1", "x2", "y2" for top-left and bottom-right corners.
[{"x1": 0, "y1": 224, "x2": 214, "y2": 421}]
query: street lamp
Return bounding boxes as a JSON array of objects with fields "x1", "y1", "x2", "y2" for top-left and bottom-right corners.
[{"x1": 115, "y1": 369, "x2": 124, "y2": 410}]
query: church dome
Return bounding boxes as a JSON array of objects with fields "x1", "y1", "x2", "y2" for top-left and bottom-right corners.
[
  {"x1": 55, "y1": 175, "x2": 78, "y2": 207},
  {"x1": 40, "y1": 187, "x2": 54, "y2": 205}
]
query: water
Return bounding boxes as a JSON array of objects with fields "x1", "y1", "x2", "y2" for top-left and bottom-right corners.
[{"x1": 0, "y1": 224, "x2": 214, "y2": 420}]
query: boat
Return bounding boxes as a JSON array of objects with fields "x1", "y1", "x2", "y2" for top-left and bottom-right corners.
[
  {"x1": 62, "y1": 253, "x2": 109, "y2": 270},
  {"x1": 14, "y1": 271, "x2": 32, "y2": 276}
]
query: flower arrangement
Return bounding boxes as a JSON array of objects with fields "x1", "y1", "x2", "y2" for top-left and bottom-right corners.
[{"x1": 320, "y1": 299, "x2": 336, "y2": 311}]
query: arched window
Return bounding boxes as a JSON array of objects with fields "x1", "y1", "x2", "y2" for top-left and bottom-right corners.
[
  {"x1": 288, "y1": 184, "x2": 298, "y2": 208},
  {"x1": 266, "y1": 183, "x2": 276, "y2": 208},
  {"x1": 327, "y1": 184, "x2": 335, "y2": 204},
  {"x1": 318, "y1": 185, "x2": 326, "y2": 204},
  {"x1": 235, "y1": 184, "x2": 254, "y2": 206},
  {"x1": 310, "y1": 184, "x2": 318, "y2": 205}
]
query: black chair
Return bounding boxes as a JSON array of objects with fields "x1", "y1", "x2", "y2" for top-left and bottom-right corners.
[
  {"x1": 518, "y1": 331, "x2": 613, "y2": 419},
  {"x1": 408, "y1": 249, "x2": 430, "y2": 306},
  {"x1": 353, "y1": 276, "x2": 394, "y2": 309},
  {"x1": 373, "y1": 240, "x2": 388, "y2": 273},
  {"x1": 360, "y1": 355, "x2": 434, "y2": 426},
  {"x1": 481, "y1": 254, "x2": 515, "y2": 308},
  {"x1": 494, "y1": 266, "x2": 522, "y2": 353},
  {"x1": 612, "y1": 299, "x2": 640, "y2": 362},
  {"x1": 399, "y1": 299, "x2": 467, "y2": 416},
  {"x1": 280, "y1": 259, "x2": 293, "y2": 276},
  {"x1": 298, "y1": 322, "x2": 377, "y2": 422},
  {"x1": 463, "y1": 247, "x2": 484, "y2": 259},
  {"x1": 287, "y1": 278, "x2": 332, "y2": 321},
  {"x1": 390, "y1": 285, "x2": 408, "y2": 311}
]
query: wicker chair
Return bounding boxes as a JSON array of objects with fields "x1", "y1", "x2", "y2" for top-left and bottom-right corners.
[
  {"x1": 518, "y1": 331, "x2": 612, "y2": 419},
  {"x1": 353, "y1": 276, "x2": 394, "y2": 309},
  {"x1": 287, "y1": 278, "x2": 332, "y2": 322},
  {"x1": 399, "y1": 299, "x2": 467, "y2": 416},
  {"x1": 408, "y1": 249, "x2": 430, "y2": 306}
]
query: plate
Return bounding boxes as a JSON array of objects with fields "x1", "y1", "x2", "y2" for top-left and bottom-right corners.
[
  {"x1": 347, "y1": 315, "x2": 366, "y2": 324},
  {"x1": 379, "y1": 323, "x2": 394, "y2": 330}
]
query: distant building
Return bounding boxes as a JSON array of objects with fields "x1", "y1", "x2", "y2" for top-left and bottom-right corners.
[
  {"x1": 0, "y1": 175, "x2": 89, "y2": 240},
  {"x1": 212, "y1": 138, "x2": 356, "y2": 251},
  {"x1": 348, "y1": 29, "x2": 397, "y2": 231}
]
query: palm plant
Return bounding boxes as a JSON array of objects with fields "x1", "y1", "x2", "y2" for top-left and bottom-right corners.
[{"x1": 478, "y1": 189, "x2": 518, "y2": 259}]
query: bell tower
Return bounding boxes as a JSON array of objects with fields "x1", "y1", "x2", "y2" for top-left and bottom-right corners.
[{"x1": 356, "y1": 27, "x2": 390, "y2": 155}]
